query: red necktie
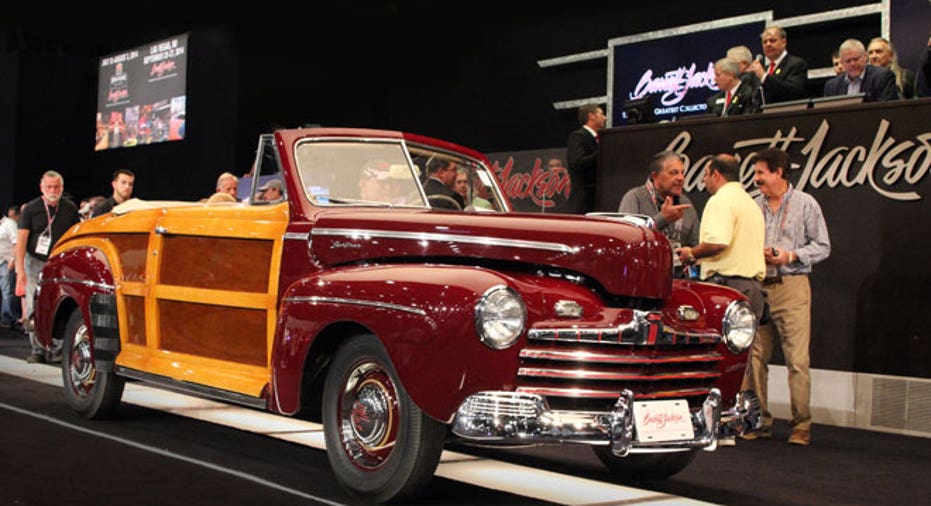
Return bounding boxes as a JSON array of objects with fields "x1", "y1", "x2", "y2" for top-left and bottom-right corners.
[
  {"x1": 726, "y1": 90, "x2": 732, "y2": 105},
  {"x1": 768, "y1": 62, "x2": 775, "y2": 75}
]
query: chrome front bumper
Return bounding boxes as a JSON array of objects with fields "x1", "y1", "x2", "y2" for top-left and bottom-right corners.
[{"x1": 451, "y1": 388, "x2": 762, "y2": 456}]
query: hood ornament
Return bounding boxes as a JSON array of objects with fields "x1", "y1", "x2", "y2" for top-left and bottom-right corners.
[
  {"x1": 554, "y1": 300, "x2": 583, "y2": 319},
  {"x1": 677, "y1": 305, "x2": 700, "y2": 321}
]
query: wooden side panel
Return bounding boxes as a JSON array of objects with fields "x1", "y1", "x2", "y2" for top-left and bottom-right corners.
[
  {"x1": 124, "y1": 295, "x2": 147, "y2": 346},
  {"x1": 109, "y1": 234, "x2": 150, "y2": 282},
  {"x1": 158, "y1": 236, "x2": 272, "y2": 292},
  {"x1": 158, "y1": 300, "x2": 267, "y2": 367}
]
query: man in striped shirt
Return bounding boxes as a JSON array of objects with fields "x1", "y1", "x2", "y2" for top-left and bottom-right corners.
[{"x1": 743, "y1": 148, "x2": 831, "y2": 447}]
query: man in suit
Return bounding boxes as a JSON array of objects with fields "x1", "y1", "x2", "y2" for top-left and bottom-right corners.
[
  {"x1": 707, "y1": 58, "x2": 760, "y2": 117},
  {"x1": 867, "y1": 37, "x2": 916, "y2": 99},
  {"x1": 727, "y1": 45, "x2": 762, "y2": 103},
  {"x1": 824, "y1": 39, "x2": 898, "y2": 102},
  {"x1": 423, "y1": 158, "x2": 465, "y2": 210},
  {"x1": 566, "y1": 104, "x2": 606, "y2": 214},
  {"x1": 748, "y1": 26, "x2": 808, "y2": 105}
]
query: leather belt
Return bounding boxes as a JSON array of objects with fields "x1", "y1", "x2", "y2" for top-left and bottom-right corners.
[{"x1": 762, "y1": 275, "x2": 783, "y2": 286}]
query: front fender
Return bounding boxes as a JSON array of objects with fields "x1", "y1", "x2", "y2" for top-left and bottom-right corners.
[
  {"x1": 35, "y1": 242, "x2": 117, "y2": 348},
  {"x1": 669, "y1": 279, "x2": 752, "y2": 405},
  {"x1": 272, "y1": 264, "x2": 534, "y2": 421}
]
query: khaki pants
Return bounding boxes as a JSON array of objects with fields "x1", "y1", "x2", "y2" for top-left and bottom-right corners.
[{"x1": 746, "y1": 274, "x2": 812, "y2": 431}]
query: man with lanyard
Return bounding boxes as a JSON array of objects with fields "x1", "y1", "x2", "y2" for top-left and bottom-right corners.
[
  {"x1": 676, "y1": 155, "x2": 765, "y2": 446},
  {"x1": 742, "y1": 148, "x2": 831, "y2": 446},
  {"x1": 618, "y1": 151, "x2": 698, "y2": 278},
  {"x1": 16, "y1": 171, "x2": 81, "y2": 363}
]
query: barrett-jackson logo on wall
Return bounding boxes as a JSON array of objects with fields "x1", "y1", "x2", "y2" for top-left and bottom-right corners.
[
  {"x1": 599, "y1": 101, "x2": 931, "y2": 212},
  {"x1": 663, "y1": 118, "x2": 931, "y2": 201}
]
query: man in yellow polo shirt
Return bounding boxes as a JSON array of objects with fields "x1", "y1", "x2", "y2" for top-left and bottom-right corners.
[
  {"x1": 676, "y1": 154, "x2": 765, "y2": 317},
  {"x1": 675, "y1": 154, "x2": 765, "y2": 446}
]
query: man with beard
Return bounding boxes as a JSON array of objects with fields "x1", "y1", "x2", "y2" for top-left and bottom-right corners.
[
  {"x1": 91, "y1": 169, "x2": 135, "y2": 217},
  {"x1": 618, "y1": 151, "x2": 698, "y2": 277},
  {"x1": 16, "y1": 171, "x2": 81, "y2": 363}
]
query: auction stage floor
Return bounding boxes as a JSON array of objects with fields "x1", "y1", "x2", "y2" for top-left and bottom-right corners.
[{"x1": 1, "y1": 327, "x2": 929, "y2": 505}]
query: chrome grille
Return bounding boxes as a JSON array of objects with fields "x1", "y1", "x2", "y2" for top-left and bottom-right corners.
[{"x1": 519, "y1": 316, "x2": 723, "y2": 411}]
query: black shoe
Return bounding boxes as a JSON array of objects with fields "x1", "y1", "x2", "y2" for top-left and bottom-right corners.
[{"x1": 25, "y1": 353, "x2": 46, "y2": 364}]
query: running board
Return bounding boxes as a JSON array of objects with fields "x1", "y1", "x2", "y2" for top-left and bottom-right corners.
[{"x1": 115, "y1": 366, "x2": 267, "y2": 410}]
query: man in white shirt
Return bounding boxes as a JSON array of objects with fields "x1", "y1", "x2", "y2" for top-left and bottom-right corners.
[{"x1": 0, "y1": 207, "x2": 20, "y2": 329}]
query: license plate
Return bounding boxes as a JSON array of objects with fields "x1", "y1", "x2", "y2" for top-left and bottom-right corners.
[{"x1": 633, "y1": 399, "x2": 695, "y2": 443}]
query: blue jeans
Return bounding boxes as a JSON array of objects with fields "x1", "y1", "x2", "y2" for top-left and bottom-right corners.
[{"x1": 0, "y1": 260, "x2": 20, "y2": 325}]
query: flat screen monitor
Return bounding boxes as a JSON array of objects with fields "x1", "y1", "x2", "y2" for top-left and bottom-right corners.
[
  {"x1": 620, "y1": 96, "x2": 656, "y2": 125},
  {"x1": 761, "y1": 98, "x2": 811, "y2": 114},
  {"x1": 95, "y1": 33, "x2": 188, "y2": 151},
  {"x1": 810, "y1": 93, "x2": 865, "y2": 109}
]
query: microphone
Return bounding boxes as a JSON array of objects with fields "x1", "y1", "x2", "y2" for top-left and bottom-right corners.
[{"x1": 754, "y1": 54, "x2": 766, "y2": 108}]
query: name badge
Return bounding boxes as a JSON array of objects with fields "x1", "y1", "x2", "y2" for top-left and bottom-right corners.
[
  {"x1": 714, "y1": 98, "x2": 725, "y2": 105},
  {"x1": 35, "y1": 232, "x2": 51, "y2": 256},
  {"x1": 669, "y1": 240, "x2": 682, "y2": 267}
]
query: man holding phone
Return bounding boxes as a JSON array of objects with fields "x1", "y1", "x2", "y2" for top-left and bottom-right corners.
[{"x1": 745, "y1": 148, "x2": 831, "y2": 446}]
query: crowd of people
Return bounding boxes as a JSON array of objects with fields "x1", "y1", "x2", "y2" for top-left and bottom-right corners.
[
  {"x1": 559, "y1": 29, "x2": 927, "y2": 448},
  {"x1": 703, "y1": 27, "x2": 931, "y2": 117},
  {"x1": 0, "y1": 169, "x2": 137, "y2": 363}
]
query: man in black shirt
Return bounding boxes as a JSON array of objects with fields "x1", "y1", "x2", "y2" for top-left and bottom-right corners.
[
  {"x1": 16, "y1": 170, "x2": 81, "y2": 363},
  {"x1": 91, "y1": 169, "x2": 135, "y2": 217}
]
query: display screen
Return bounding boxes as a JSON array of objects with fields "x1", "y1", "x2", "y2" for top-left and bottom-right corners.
[
  {"x1": 609, "y1": 18, "x2": 765, "y2": 125},
  {"x1": 95, "y1": 33, "x2": 188, "y2": 150}
]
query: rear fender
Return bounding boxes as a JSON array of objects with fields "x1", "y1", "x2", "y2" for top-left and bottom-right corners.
[{"x1": 271, "y1": 264, "x2": 533, "y2": 422}]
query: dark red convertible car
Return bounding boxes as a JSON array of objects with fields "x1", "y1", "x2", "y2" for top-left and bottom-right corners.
[{"x1": 35, "y1": 127, "x2": 760, "y2": 502}]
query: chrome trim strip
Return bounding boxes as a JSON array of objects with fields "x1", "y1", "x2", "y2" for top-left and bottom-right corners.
[
  {"x1": 283, "y1": 295, "x2": 427, "y2": 316},
  {"x1": 115, "y1": 366, "x2": 267, "y2": 409},
  {"x1": 519, "y1": 348, "x2": 722, "y2": 364},
  {"x1": 39, "y1": 278, "x2": 114, "y2": 291},
  {"x1": 283, "y1": 232, "x2": 309, "y2": 241},
  {"x1": 517, "y1": 367, "x2": 720, "y2": 381},
  {"x1": 312, "y1": 227, "x2": 578, "y2": 254},
  {"x1": 516, "y1": 386, "x2": 712, "y2": 399}
]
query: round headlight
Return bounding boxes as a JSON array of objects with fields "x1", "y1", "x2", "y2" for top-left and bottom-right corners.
[
  {"x1": 474, "y1": 285, "x2": 526, "y2": 349},
  {"x1": 722, "y1": 300, "x2": 756, "y2": 353}
]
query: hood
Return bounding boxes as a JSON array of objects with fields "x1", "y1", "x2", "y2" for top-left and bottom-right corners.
[{"x1": 309, "y1": 210, "x2": 672, "y2": 299}]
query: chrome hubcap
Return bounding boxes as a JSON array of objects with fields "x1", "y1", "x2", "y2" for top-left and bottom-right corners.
[
  {"x1": 338, "y1": 361, "x2": 398, "y2": 470},
  {"x1": 68, "y1": 323, "x2": 96, "y2": 398}
]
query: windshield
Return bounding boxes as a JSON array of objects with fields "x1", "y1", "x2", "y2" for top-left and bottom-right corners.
[{"x1": 294, "y1": 139, "x2": 506, "y2": 212}]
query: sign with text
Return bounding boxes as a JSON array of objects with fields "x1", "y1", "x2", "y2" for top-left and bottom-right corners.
[
  {"x1": 608, "y1": 14, "x2": 767, "y2": 125},
  {"x1": 95, "y1": 33, "x2": 188, "y2": 151},
  {"x1": 486, "y1": 148, "x2": 575, "y2": 214}
]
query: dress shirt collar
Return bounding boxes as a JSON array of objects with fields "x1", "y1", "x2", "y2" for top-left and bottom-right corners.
[{"x1": 766, "y1": 50, "x2": 788, "y2": 69}]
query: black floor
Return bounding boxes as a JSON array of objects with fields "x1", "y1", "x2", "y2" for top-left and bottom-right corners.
[{"x1": 2, "y1": 326, "x2": 931, "y2": 505}]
